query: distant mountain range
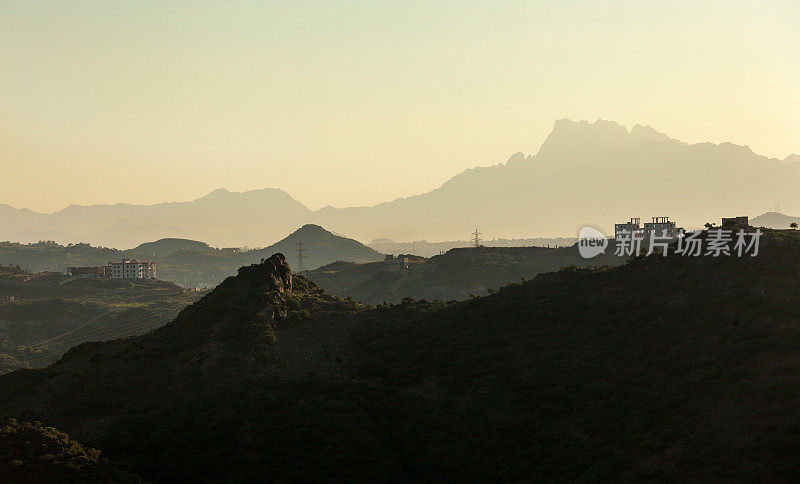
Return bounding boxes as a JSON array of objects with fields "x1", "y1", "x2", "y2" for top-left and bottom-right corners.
[
  {"x1": 0, "y1": 224, "x2": 383, "y2": 287},
  {"x1": 312, "y1": 120, "x2": 799, "y2": 240},
  {"x1": 2, "y1": 119, "x2": 797, "y2": 247},
  {"x1": 0, "y1": 188, "x2": 310, "y2": 249}
]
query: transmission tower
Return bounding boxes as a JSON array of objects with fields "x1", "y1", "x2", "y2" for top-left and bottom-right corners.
[
  {"x1": 472, "y1": 229, "x2": 482, "y2": 248},
  {"x1": 296, "y1": 240, "x2": 305, "y2": 271}
]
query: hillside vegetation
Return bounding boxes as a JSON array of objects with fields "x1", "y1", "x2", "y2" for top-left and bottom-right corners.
[
  {"x1": 305, "y1": 245, "x2": 624, "y2": 303},
  {"x1": 0, "y1": 232, "x2": 799, "y2": 480},
  {"x1": 0, "y1": 419, "x2": 137, "y2": 483}
]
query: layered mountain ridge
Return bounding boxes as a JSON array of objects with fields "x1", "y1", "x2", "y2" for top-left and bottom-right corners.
[{"x1": 2, "y1": 119, "x2": 798, "y2": 246}]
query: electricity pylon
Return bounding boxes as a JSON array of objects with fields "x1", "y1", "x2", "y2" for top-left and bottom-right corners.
[{"x1": 472, "y1": 229, "x2": 482, "y2": 248}]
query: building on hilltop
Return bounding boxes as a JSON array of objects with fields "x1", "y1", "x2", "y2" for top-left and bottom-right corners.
[
  {"x1": 615, "y1": 217, "x2": 641, "y2": 239},
  {"x1": 108, "y1": 259, "x2": 157, "y2": 279},
  {"x1": 398, "y1": 256, "x2": 410, "y2": 270},
  {"x1": 721, "y1": 216, "x2": 749, "y2": 229},
  {"x1": 643, "y1": 217, "x2": 679, "y2": 238},
  {"x1": 615, "y1": 216, "x2": 681, "y2": 240}
]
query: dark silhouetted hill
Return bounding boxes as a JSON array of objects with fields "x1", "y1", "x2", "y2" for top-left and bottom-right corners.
[
  {"x1": 368, "y1": 237, "x2": 578, "y2": 258},
  {"x1": 245, "y1": 224, "x2": 384, "y2": 271},
  {"x1": 2, "y1": 234, "x2": 800, "y2": 480},
  {"x1": 305, "y1": 244, "x2": 624, "y2": 303},
  {"x1": 0, "y1": 419, "x2": 137, "y2": 483},
  {"x1": 129, "y1": 238, "x2": 212, "y2": 258}
]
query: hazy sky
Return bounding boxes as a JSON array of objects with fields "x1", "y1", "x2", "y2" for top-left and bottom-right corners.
[{"x1": 2, "y1": 0, "x2": 798, "y2": 213}]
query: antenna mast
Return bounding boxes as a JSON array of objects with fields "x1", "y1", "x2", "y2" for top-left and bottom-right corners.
[
  {"x1": 296, "y1": 240, "x2": 304, "y2": 271},
  {"x1": 472, "y1": 229, "x2": 482, "y2": 248}
]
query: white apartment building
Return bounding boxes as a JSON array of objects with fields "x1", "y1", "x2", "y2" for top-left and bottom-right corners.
[{"x1": 108, "y1": 259, "x2": 157, "y2": 279}]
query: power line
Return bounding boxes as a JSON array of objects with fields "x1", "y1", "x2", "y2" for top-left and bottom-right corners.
[
  {"x1": 18, "y1": 313, "x2": 175, "y2": 366},
  {"x1": 12, "y1": 289, "x2": 186, "y2": 368},
  {"x1": 21, "y1": 309, "x2": 168, "y2": 353},
  {"x1": 296, "y1": 240, "x2": 305, "y2": 271},
  {"x1": 14, "y1": 290, "x2": 182, "y2": 349}
]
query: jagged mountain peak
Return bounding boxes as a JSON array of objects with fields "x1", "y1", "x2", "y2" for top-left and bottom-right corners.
[
  {"x1": 537, "y1": 118, "x2": 633, "y2": 156},
  {"x1": 551, "y1": 117, "x2": 628, "y2": 134},
  {"x1": 504, "y1": 152, "x2": 531, "y2": 167},
  {"x1": 543, "y1": 118, "x2": 679, "y2": 148}
]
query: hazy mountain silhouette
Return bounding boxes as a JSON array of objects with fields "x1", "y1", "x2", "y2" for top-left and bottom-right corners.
[
  {"x1": 750, "y1": 211, "x2": 800, "y2": 229},
  {"x1": 85, "y1": 220, "x2": 222, "y2": 250},
  {"x1": 311, "y1": 119, "x2": 800, "y2": 240},
  {"x1": 2, "y1": 120, "x2": 798, "y2": 246},
  {"x1": 128, "y1": 238, "x2": 213, "y2": 258},
  {"x1": 242, "y1": 224, "x2": 384, "y2": 271},
  {"x1": 0, "y1": 188, "x2": 311, "y2": 248}
]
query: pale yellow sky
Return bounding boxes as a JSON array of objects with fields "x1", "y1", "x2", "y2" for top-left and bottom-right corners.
[{"x1": 1, "y1": 1, "x2": 798, "y2": 213}]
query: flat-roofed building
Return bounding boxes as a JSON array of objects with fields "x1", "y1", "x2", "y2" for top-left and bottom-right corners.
[
  {"x1": 614, "y1": 217, "x2": 642, "y2": 238},
  {"x1": 108, "y1": 259, "x2": 157, "y2": 279},
  {"x1": 721, "y1": 216, "x2": 749, "y2": 229},
  {"x1": 643, "y1": 217, "x2": 679, "y2": 238}
]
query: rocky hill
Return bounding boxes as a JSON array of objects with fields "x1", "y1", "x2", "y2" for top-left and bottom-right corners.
[{"x1": 1, "y1": 234, "x2": 800, "y2": 480}]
